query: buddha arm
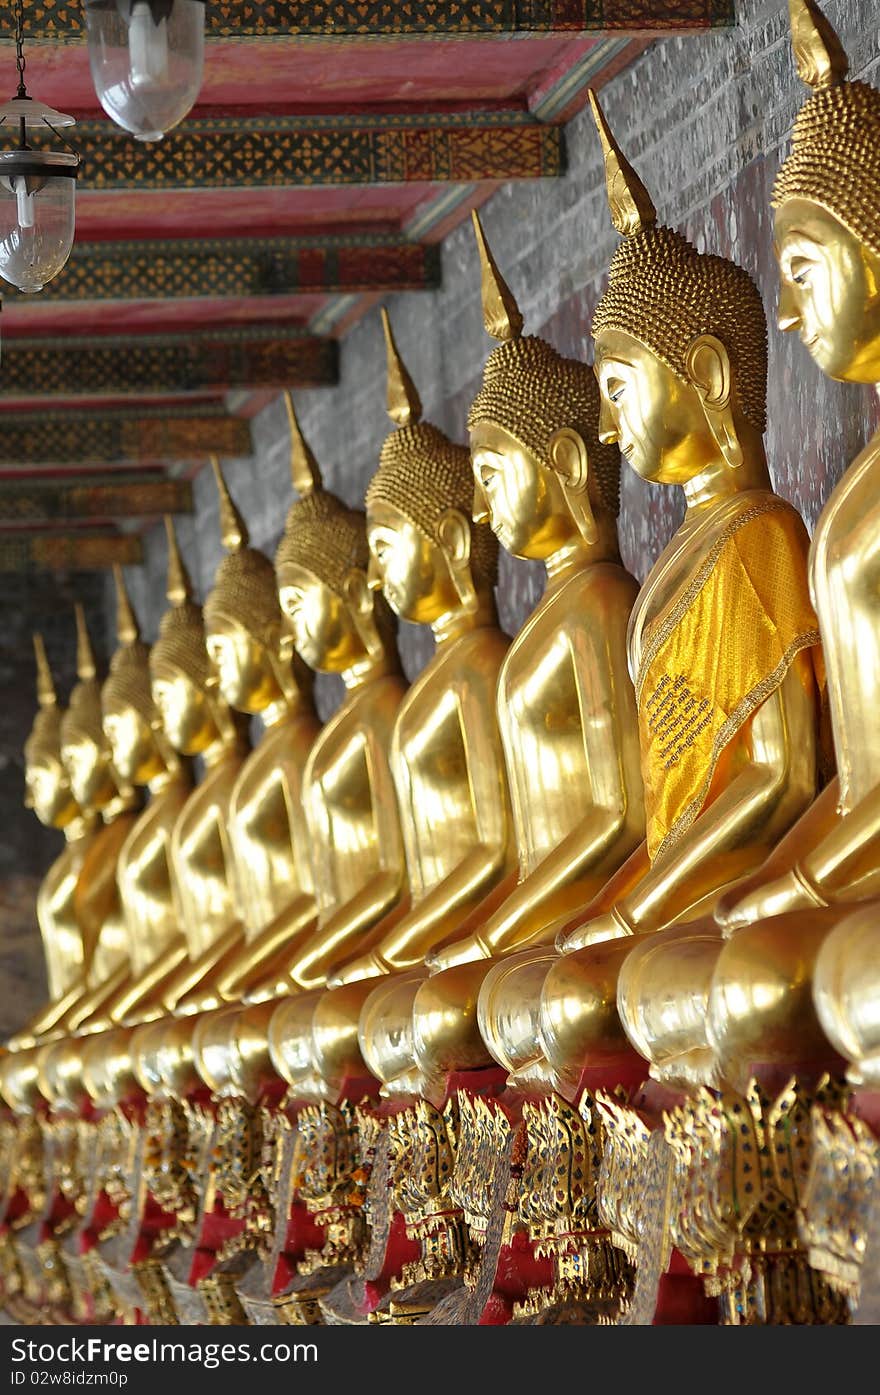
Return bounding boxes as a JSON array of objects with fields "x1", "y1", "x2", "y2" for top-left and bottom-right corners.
[
  {"x1": 713, "y1": 778, "x2": 842, "y2": 928},
  {"x1": 285, "y1": 729, "x2": 408, "y2": 991},
  {"x1": 215, "y1": 894, "x2": 318, "y2": 1000},
  {"x1": 340, "y1": 685, "x2": 513, "y2": 977},
  {"x1": 429, "y1": 613, "x2": 644, "y2": 969},
  {"x1": 558, "y1": 660, "x2": 818, "y2": 949},
  {"x1": 722, "y1": 780, "x2": 880, "y2": 927}
]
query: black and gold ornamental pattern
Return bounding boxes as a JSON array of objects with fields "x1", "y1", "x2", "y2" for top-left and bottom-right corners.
[
  {"x1": 67, "y1": 115, "x2": 563, "y2": 191},
  {"x1": 2, "y1": 239, "x2": 442, "y2": 305},
  {"x1": 0, "y1": 330, "x2": 338, "y2": 399},
  {"x1": 0, "y1": 409, "x2": 251, "y2": 467},
  {"x1": 0, "y1": 0, "x2": 733, "y2": 39}
]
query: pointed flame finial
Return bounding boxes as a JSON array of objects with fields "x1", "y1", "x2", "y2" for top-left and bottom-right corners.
[
  {"x1": 112, "y1": 564, "x2": 140, "y2": 647},
  {"x1": 164, "y1": 515, "x2": 193, "y2": 606},
  {"x1": 471, "y1": 208, "x2": 524, "y2": 342},
  {"x1": 588, "y1": 89, "x2": 656, "y2": 239},
  {"x1": 33, "y1": 633, "x2": 57, "y2": 710},
  {"x1": 381, "y1": 306, "x2": 422, "y2": 428},
  {"x1": 788, "y1": 0, "x2": 848, "y2": 90},
  {"x1": 74, "y1": 603, "x2": 97, "y2": 681},
  {"x1": 282, "y1": 391, "x2": 323, "y2": 498},
  {"x1": 211, "y1": 456, "x2": 249, "y2": 554}
]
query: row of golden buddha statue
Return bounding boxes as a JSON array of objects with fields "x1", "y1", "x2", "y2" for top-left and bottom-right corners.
[{"x1": 1, "y1": 0, "x2": 878, "y2": 1327}]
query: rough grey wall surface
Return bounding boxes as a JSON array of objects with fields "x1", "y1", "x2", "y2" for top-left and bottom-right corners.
[{"x1": 120, "y1": 0, "x2": 880, "y2": 716}]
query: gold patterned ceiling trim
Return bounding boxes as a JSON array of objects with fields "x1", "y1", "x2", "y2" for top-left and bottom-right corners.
[
  {"x1": 1, "y1": 0, "x2": 733, "y2": 40},
  {"x1": 0, "y1": 478, "x2": 192, "y2": 523},
  {"x1": 0, "y1": 532, "x2": 143, "y2": 573},
  {"x1": 0, "y1": 331, "x2": 338, "y2": 399},
  {"x1": 2, "y1": 238, "x2": 442, "y2": 304},
  {"x1": 66, "y1": 118, "x2": 562, "y2": 191},
  {"x1": 0, "y1": 412, "x2": 251, "y2": 466}
]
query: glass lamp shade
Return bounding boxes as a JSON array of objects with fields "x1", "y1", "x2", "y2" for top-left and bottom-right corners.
[
  {"x1": 0, "y1": 150, "x2": 77, "y2": 294},
  {"x1": 85, "y1": 0, "x2": 205, "y2": 143}
]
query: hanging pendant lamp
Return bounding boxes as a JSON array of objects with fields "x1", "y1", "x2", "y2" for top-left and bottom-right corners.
[
  {"x1": 0, "y1": 0, "x2": 79, "y2": 295},
  {"x1": 84, "y1": 0, "x2": 206, "y2": 143}
]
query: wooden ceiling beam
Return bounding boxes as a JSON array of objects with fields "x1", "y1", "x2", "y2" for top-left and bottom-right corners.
[
  {"x1": 2, "y1": 237, "x2": 441, "y2": 305},
  {"x1": 0, "y1": 329, "x2": 337, "y2": 401},
  {"x1": 3, "y1": 0, "x2": 731, "y2": 41},
  {"x1": 0, "y1": 409, "x2": 252, "y2": 467},
  {"x1": 0, "y1": 478, "x2": 192, "y2": 523},
  {"x1": 72, "y1": 114, "x2": 562, "y2": 191},
  {"x1": 0, "y1": 532, "x2": 143, "y2": 573}
]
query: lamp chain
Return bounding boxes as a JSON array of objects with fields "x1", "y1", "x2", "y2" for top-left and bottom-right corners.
[{"x1": 14, "y1": 0, "x2": 27, "y2": 99}]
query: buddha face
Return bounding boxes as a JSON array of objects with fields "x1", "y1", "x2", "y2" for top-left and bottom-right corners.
[
  {"x1": 470, "y1": 420, "x2": 576, "y2": 560},
  {"x1": 103, "y1": 703, "x2": 162, "y2": 786},
  {"x1": 277, "y1": 562, "x2": 363, "y2": 674},
  {"x1": 594, "y1": 328, "x2": 721, "y2": 485},
  {"x1": 366, "y1": 500, "x2": 459, "y2": 624},
  {"x1": 24, "y1": 752, "x2": 78, "y2": 829},
  {"x1": 205, "y1": 615, "x2": 281, "y2": 715},
  {"x1": 151, "y1": 667, "x2": 217, "y2": 756},
  {"x1": 775, "y1": 198, "x2": 880, "y2": 384},
  {"x1": 61, "y1": 732, "x2": 117, "y2": 813}
]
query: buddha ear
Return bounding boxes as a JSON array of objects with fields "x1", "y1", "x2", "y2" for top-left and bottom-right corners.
[
  {"x1": 267, "y1": 623, "x2": 301, "y2": 706},
  {"x1": 547, "y1": 426, "x2": 598, "y2": 545},
  {"x1": 436, "y1": 508, "x2": 471, "y2": 568},
  {"x1": 437, "y1": 508, "x2": 478, "y2": 613},
  {"x1": 685, "y1": 334, "x2": 743, "y2": 469},
  {"x1": 343, "y1": 568, "x2": 385, "y2": 659}
]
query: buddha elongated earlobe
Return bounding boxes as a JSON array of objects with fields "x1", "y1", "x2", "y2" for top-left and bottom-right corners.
[
  {"x1": 548, "y1": 427, "x2": 598, "y2": 544},
  {"x1": 437, "y1": 509, "x2": 479, "y2": 615},
  {"x1": 266, "y1": 627, "x2": 302, "y2": 707},
  {"x1": 344, "y1": 570, "x2": 386, "y2": 660},
  {"x1": 686, "y1": 335, "x2": 744, "y2": 470}
]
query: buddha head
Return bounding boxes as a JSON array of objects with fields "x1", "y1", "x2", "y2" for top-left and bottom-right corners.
[
  {"x1": 275, "y1": 395, "x2": 397, "y2": 675},
  {"x1": 468, "y1": 211, "x2": 620, "y2": 560},
  {"x1": 60, "y1": 605, "x2": 124, "y2": 816},
  {"x1": 365, "y1": 307, "x2": 498, "y2": 626},
  {"x1": 772, "y1": 0, "x2": 880, "y2": 383},
  {"x1": 589, "y1": 91, "x2": 768, "y2": 487},
  {"x1": 150, "y1": 517, "x2": 240, "y2": 756},
  {"x1": 102, "y1": 565, "x2": 176, "y2": 787},
  {"x1": 203, "y1": 455, "x2": 312, "y2": 715},
  {"x1": 24, "y1": 635, "x2": 80, "y2": 831}
]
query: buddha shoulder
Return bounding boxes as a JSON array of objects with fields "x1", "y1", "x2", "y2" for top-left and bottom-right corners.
[
  {"x1": 501, "y1": 561, "x2": 637, "y2": 688},
  {"x1": 403, "y1": 625, "x2": 509, "y2": 708},
  {"x1": 811, "y1": 429, "x2": 880, "y2": 592},
  {"x1": 309, "y1": 672, "x2": 408, "y2": 757}
]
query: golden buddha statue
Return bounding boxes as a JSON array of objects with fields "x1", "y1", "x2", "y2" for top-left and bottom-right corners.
[
  {"x1": 715, "y1": 0, "x2": 880, "y2": 940},
  {"x1": 124, "y1": 520, "x2": 250, "y2": 1118},
  {"x1": 73, "y1": 567, "x2": 194, "y2": 1040},
  {"x1": 263, "y1": 404, "x2": 411, "y2": 1103},
  {"x1": 527, "y1": 90, "x2": 841, "y2": 1326},
  {"x1": 11, "y1": 637, "x2": 90, "y2": 1047},
  {"x1": 177, "y1": 446, "x2": 322, "y2": 1014},
  {"x1": 143, "y1": 518, "x2": 249, "y2": 1007},
  {"x1": 700, "y1": 0, "x2": 880, "y2": 1304},
  {"x1": 406, "y1": 212, "x2": 646, "y2": 1108},
  {"x1": 36, "y1": 607, "x2": 140, "y2": 1046},
  {"x1": 327, "y1": 306, "x2": 515, "y2": 1021},
  {"x1": 533, "y1": 91, "x2": 826, "y2": 1106}
]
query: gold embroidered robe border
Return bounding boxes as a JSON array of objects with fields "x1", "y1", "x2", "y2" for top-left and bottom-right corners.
[{"x1": 636, "y1": 496, "x2": 821, "y2": 862}]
